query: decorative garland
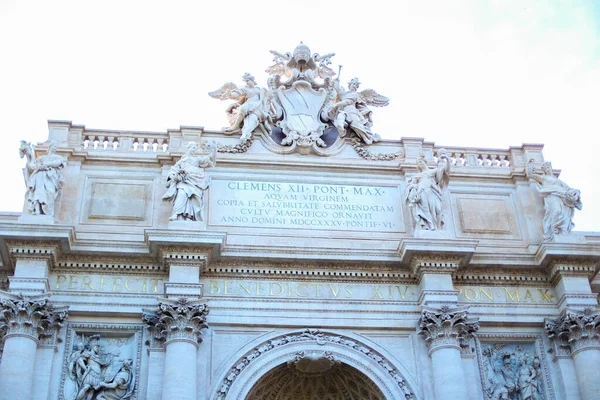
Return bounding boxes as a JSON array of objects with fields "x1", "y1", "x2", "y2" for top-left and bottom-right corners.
[{"x1": 351, "y1": 139, "x2": 403, "y2": 161}]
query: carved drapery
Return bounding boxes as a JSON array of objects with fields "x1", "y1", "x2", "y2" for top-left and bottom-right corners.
[
  {"x1": 0, "y1": 294, "x2": 68, "y2": 342},
  {"x1": 142, "y1": 297, "x2": 209, "y2": 346},
  {"x1": 545, "y1": 308, "x2": 600, "y2": 355},
  {"x1": 417, "y1": 305, "x2": 479, "y2": 352}
]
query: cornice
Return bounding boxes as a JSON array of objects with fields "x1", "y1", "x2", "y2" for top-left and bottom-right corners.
[
  {"x1": 398, "y1": 238, "x2": 478, "y2": 268},
  {"x1": 5, "y1": 240, "x2": 62, "y2": 269},
  {"x1": 547, "y1": 260, "x2": 598, "y2": 285}
]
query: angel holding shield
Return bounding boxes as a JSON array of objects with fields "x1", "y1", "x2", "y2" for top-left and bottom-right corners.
[
  {"x1": 332, "y1": 77, "x2": 389, "y2": 145},
  {"x1": 209, "y1": 73, "x2": 272, "y2": 142}
]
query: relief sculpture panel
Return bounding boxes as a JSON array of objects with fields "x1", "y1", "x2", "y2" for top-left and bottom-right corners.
[
  {"x1": 60, "y1": 324, "x2": 143, "y2": 400},
  {"x1": 476, "y1": 338, "x2": 552, "y2": 400}
]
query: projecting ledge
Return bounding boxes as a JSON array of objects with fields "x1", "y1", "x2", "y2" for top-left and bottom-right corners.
[
  {"x1": 144, "y1": 229, "x2": 226, "y2": 258},
  {"x1": 397, "y1": 238, "x2": 478, "y2": 266}
]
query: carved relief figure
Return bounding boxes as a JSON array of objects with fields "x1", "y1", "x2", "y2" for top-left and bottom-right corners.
[
  {"x1": 95, "y1": 359, "x2": 134, "y2": 400},
  {"x1": 331, "y1": 78, "x2": 389, "y2": 145},
  {"x1": 162, "y1": 140, "x2": 216, "y2": 221},
  {"x1": 209, "y1": 73, "x2": 272, "y2": 141},
  {"x1": 404, "y1": 151, "x2": 450, "y2": 231},
  {"x1": 527, "y1": 160, "x2": 582, "y2": 241},
  {"x1": 481, "y1": 344, "x2": 545, "y2": 400},
  {"x1": 75, "y1": 337, "x2": 114, "y2": 400},
  {"x1": 19, "y1": 140, "x2": 67, "y2": 216},
  {"x1": 518, "y1": 357, "x2": 541, "y2": 400}
]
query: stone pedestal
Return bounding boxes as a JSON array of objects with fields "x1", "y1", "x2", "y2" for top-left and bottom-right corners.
[
  {"x1": 418, "y1": 306, "x2": 479, "y2": 400},
  {"x1": 143, "y1": 298, "x2": 209, "y2": 400}
]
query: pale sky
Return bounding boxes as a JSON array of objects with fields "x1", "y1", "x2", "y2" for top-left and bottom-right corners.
[{"x1": 1, "y1": 0, "x2": 598, "y2": 231}]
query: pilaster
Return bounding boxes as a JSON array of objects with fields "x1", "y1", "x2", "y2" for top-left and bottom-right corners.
[
  {"x1": 6, "y1": 241, "x2": 61, "y2": 295},
  {"x1": 412, "y1": 256, "x2": 462, "y2": 308},
  {"x1": 159, "y1": 247, "x2": 212, "y2": 299},
  {"x1": 547, "y1": 261, "x2": 598, "y2": 311}
]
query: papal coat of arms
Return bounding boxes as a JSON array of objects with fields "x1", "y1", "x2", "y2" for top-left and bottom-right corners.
[{"x1": 209, "y1": 43, "x2": 389, "y2": 156}]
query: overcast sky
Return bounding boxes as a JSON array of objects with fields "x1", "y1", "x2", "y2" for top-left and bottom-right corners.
[{"x1": 0, "y1": 0, "x2": 598, "y2": 231}]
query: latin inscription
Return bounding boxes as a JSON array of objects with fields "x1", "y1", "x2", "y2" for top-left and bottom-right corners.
[
  {"x1": 209, "y1": 180, "x2": 403, "y2": 232},
  {"x1": 51, "y1": 274, "x2": 163, "y2": 294},
  {"x1": 456, "y1": 286, "x2": 556, "y2": 304},
  {"x1": 207, "y1": 279, "x2": 417, "y2": 301}
]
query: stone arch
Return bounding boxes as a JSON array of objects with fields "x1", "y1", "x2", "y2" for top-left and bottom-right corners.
[{"x1": 210, "y1": 328, "x2": 420, "y2": 400}]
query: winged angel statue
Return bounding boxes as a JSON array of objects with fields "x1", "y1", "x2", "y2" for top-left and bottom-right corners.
[
  {"x1": 331, "y1": 77, "x2": 389, "y2": 145},
  {"x1": 209, "y1": 73, "x2": 272, "y2": 142},
  {"x1": 209, "y1": 43, "x2": 389, "y2": 150}
]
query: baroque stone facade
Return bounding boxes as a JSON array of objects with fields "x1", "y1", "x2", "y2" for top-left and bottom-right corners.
[{"x1": 0, "y1": 44, "x2": 599, "y2": 400}]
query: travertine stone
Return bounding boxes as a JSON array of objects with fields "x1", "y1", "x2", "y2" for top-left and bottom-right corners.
[
  {"x1": 405, "y1": 151, "x2": 450, "y2": 231},
  {"x1": 210, "y1": 73, "x2": 272, "y2": 142},
  {"x1": 545, "y1": 309, "x2": 600, "y2": 400},
  {"x1": 418, "y1": 306, "x2": 479, "y2": 400},
  {"x1": 19, "y1": 140, "x2": 67, "y2": 218},
  {"x1": 332, "y1": 77, "x2": 389, "y2": 145},
  {"x1": 162, "y1": 139, "x2": 216, "y2": 222},
  {"x1": 6, "y1": 241, "x2": 61, "y2": 294},
  {"x1": 527, "y1": 160, "x2": 582, "y2": 242},
  {"x1": 0, "y1": 294, "x2": 67, "y2": 400},
  {"x1": 143, "y1": 298, "x2": 209, "y2": 400}
]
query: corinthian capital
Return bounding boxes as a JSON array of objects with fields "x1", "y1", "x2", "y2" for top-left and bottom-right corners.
[
  {"x1": 0, "y1": 293, "x2": 68, "y2": 342},
  {"x1": 545, "y1": 308, "x2": 600, "y2": 355},
  {"x1": 417, "y1": 305, "x2": 479, "y2": 353},
  {"x1": 143, "y1": 297, "x2": 209, "y2": 347}
]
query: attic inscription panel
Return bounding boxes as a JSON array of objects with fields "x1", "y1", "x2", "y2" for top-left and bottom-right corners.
[{"x1": 209, "y1": 179, "x2": 404, "y2": 232}]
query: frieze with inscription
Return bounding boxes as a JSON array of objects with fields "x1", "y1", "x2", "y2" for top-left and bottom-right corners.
[
  {"x1": 51, "y1": 274, "x2": 164, "y2": 294},
  {"x1": 457, "y1": 286, "x2": 556, "y2": 304}
]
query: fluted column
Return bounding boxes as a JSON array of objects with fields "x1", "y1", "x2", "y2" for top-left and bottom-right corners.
[
  {"x1": 0, "y1": 294, "x2": 67, "y2": 400},
  {"x1": 418, "y1": 306, "x2": 479, "y2": 400},
  {"x1": 143, "y1": 298, "x2": 209, "y2": 400},
  {"x1": 546, "y1": 309, "x2": 600, "y2": 400}
]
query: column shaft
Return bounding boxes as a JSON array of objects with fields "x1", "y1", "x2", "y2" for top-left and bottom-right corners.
[
  {"x1": 0, "y1": 335, "x2": 38, "y2": 400},
  {"x1": 572, "y1": 349, "x2": 600, "y2": 400},
  {"x1": 162, "y1": 341, "x2": 197, "y2": 400},
  {"x1": 430, "y1": 346, "x2": 468, "y2": 400}
]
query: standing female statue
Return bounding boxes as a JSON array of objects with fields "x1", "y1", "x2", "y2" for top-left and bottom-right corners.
[
  {"x1": 404, "y1": 151, "x2": 451, "y2": 231},
  {"x1": 162, "y1": 140, "x2": 216, "y2": 221},
  {"x1": 19, "y1": 140, "x2": 67, "y2": 217},
  {"x1": 527, "y1": 160, "x2": 582, "y2": 241}
]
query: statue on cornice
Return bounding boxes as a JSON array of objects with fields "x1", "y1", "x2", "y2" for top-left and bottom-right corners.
[
  {"x1": 19, "y1": 140, "x2": 67, "y2": 217},
  {"x1": 209, "y1": 73, "x2": 273, "y2": 142},
  {"x1": 162, "y1": 139, "x2": 216, "y2": 221},
  {"x1": 404, "y1": 151, "x2": 450, "y2": 231},
  {"x1": 331, "y1": 77, "x2": 389, "y2": 145},
  {"x1": 527, "y1": 160, "x2": 582, "y2": 241},
  {"x1": 267, "y1": 42, "x2": 336, "y2": 89}
]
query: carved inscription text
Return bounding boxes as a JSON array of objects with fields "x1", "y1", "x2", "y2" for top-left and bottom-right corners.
[{"x1": 209, "y1": 180, "x2": 403, "y2": 232}]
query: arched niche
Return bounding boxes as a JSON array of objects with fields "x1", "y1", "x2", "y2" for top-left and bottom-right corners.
[{"x1": 210, "y1": 329, "x2": 419, "y2": 400}]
